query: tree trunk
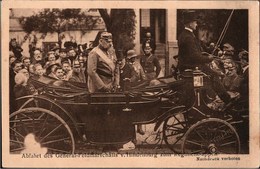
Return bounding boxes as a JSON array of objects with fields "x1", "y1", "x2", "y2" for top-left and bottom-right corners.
[{"x1": 98, "y1": 9, "x2": 111, "y2": 32}]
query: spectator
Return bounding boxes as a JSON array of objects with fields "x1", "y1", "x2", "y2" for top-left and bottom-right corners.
[
  {"x1": 9, "y1": 52, "x2": 17, "y2": 67},
  {"x1": 53, "y1": 66, "x2": 65, "y2": 80},
  {"x1": 9, "y1": 38, "x2": 23, "y2": 60},
  {"x1": 140, "y1": 46, "x2": 161, "y2": 80},
  {"x1": 44, "y1": 51, "x2": 57, "y2": 69},
  {"x1": 18, "y1": 68, "x2": 30, "y2": 80},
  {"x1": 28, "y1": 64, "x2": 35, "y2": 76},
  {"x1": 67, "y1": 47, "x2": 77, "y2": 64},
  {"x1": 222, "y1": 60, "x2": 243, "y2": 93},
  {"x1": 61, "y1": 61, "x2": 72, "y2": 80},
  {"x1": 171, "y1": 55, "x2": 180, "y2": 79},
  {"x1": 13, "y1": 72, "x2": 37, "y2": 98},
  {"x1": 10, "y1": 60, "x2": 23, "y2": 113},
  {"x1": 69, "y1": 60, "x2": 86, "y2": 83},
  {"x1": 64, "y1": 36, "x2": 77, "y2": 49},
  {"x1": 22, "y1": 57, "x2": 31, "y2": 70},
  {"x1": 46, "y1": 63, "x2": 59, "y2": 77},
  {"x1": 238, "y1": 49, "x2": 249, "y2": 96},
  {"x1": 142, "y1": 32, "x2": 156, "y2": 54},
  {"x1": 32, "y1": 49, "x2": 44, "y2": 66},
  {"x1": 56, "y1": 48, "x2": 68, "y2": 65},
  {"x1": 11, "y1": 60, "x2": 23, "y2": 75},
  {"x1": 34, "y1": 63, "x2": 44, "y2": 77},
  {"x1": 51, "y1": 44, "x2": 60, "y2": 58}
]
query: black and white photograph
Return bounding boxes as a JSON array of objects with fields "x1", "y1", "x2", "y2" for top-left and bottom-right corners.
[{"x1": 2, "y1": 1, "x2": 259, "y2": 168}]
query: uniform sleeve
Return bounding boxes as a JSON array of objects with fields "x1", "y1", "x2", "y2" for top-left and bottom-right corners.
[
  {"x1": 153, "y1": 56, "x2": 161, "y2": 77},
  {"x1": 139, "y1": 65, "x2": 147, "y2": 81},
  {"x1": 129, "y1": 66, "x2": 138, "y2": 83},
  {"x1": 87, "y1": 52, "x2": 106, "y2": 89}
]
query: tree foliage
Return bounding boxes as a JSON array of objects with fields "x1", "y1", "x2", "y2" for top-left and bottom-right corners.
[
  {"x1": 19, "y1": 9, "x2": 99, "y2": 34},
  {"x1": 98, "y1": 9, "x2": 136, "y2": 55}
]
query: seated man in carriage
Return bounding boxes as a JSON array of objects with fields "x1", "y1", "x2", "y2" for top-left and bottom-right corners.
[
  {"x1": 117, "y1": 52, "x2": 138, "y2": 91},
  {"x1": 178, "y1": 10, "x2": 239, "y2": 109}
]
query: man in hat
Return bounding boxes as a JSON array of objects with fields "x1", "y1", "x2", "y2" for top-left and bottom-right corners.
[
  {"x1": 117, "y1": 53, "x2": 137, "y2": 91},
  {"x1": 87, "y1": 32, "x2": 119, "y2": 93},
  {"x1": 178, "y1": 10, "x2": 235, "y2": 106},
  {"x1": 178, "y1": 10, "x2": 214, "y2": 71},
  {"x1": 140, "y1": 45, "x2": 161, "y2": 80},
  {"x1": 126, "y1": 49, "x2": 147, "y2": 82}
]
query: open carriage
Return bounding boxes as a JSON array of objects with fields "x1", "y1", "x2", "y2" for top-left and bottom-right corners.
[{"x1": 10, "y1": 69, "x2": 249, "y2": 154}]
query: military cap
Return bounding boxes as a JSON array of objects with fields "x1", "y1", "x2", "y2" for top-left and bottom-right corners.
[
  {"x1": 100, "y1": 32, "x2": 113, "y2": 42},
  {"x1": 126, "y1": 50, "x2": 138, "y2": 59}
]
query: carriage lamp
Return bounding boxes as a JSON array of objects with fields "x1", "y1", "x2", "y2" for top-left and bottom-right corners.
[{"x1": 193, "y1": 68, "x2": 204, "y2": 87}]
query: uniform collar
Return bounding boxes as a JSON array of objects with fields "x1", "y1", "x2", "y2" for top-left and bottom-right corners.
[{"x1": 185, "y1": 27, "x2": 193, "y2": 33}]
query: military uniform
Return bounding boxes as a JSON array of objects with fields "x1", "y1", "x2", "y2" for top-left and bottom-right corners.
[
  {"x1": 87, "y1": 46, "x2": 119, "y2": 93},
  {"x1": 140, "y1": 54, "x2": 161, "y2": 80}
]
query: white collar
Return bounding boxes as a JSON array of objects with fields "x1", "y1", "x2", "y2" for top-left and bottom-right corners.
[{"x1": 185, "y1": 27, "x2": 193, "y2": 33}]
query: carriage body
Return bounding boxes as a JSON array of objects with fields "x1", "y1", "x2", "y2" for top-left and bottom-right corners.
[{"x1": 10, "y1": 70, "x2": 248, "y2": 154}]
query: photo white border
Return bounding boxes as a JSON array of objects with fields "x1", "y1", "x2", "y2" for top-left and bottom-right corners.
[{"x1": 2, "y1": 1, "x2": 259, "y2": 168}]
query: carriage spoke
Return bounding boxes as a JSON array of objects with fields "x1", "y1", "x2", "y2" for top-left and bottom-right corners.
[
  {"x1": 37, "y1": 112, "x2": 46, "y2": 120},
  {"x1": 194, "y1": 130, "x2": 206, "y2": 141},
  {"x1": 186, "y1": 140, "x2": 205, "y2": 147},
  {"x1": 10, "y1": 139, "x2": 24, "y2": 144},
  {"x1": 38, "y1": 113, "x2": 49, "y2": 137},
  {"x1": 10, "y1": 127, "x2": 25, "y2": 139},
  {"x1": 10, "y1": 108, "x2": 75, "y2": 154},
  {"x1": 219, "y1": 141, "x2": 237, "y2": 147},
  {"x1": 41, "y1": 137, "x2": 71, "y2": 145},
  {"x1": 49, "y1": 102, "x2": 54, "y2": 111},
  {"x1": 40, "y1": 123, "x2": 63, "y2": 142},
  {"x1": 10, "y1": 147, "x2": 25, "y2": 153},
  {"x1": 19, "y1": 113, "x2": 33, "y2": 120}
]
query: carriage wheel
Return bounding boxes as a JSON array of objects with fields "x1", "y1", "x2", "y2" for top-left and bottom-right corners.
[
  {"x1": 182, "y1": 118, "x2": 240, "y2": 154},
  {"x1": 10, "y1": 107, "x2": 75, "y2": 154},
  {"x1": 163, "y1": 113, "x2": 187, "y2": 153}
]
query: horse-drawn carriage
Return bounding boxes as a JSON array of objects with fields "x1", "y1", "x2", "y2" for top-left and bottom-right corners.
[{"x1": 10, "y1": 69, "x2": 249, "y2": 154}]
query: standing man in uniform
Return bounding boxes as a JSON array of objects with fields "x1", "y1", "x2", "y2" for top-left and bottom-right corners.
[
  {"x1": 178, "y1": 10, "x2": 234, "y2": 105},
  {"x1": 140, "y1": 46, "x2": 161, "y2": 80},
  {"x1": 142, "y1": 32, "x2": 156, "y2": 54},
  {"x1": 87, "y1": 32, "x2": 119, "y2": 93}
]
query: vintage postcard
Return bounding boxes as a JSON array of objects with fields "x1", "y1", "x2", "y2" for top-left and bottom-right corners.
[{"x1": 1, "y1": 0, "x2": 259, "y2": 168}]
